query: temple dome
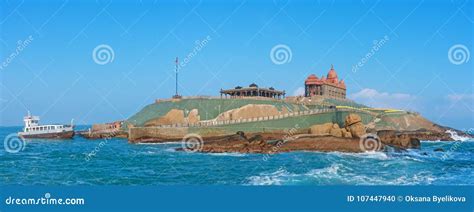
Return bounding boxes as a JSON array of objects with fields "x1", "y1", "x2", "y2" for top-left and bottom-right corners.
[
  {"x1": 249, "y1": 83, "x2": 258, "y2": 88},
  {"x1": 327, "y1": 65, "x2": 338, "y2": 79},
  {"x1": 306, "y1": 74, "x2": 318, "y2": 80}
]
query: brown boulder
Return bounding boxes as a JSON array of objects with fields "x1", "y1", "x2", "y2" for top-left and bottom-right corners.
[
  {"x1": 144, "y1": 109, "x2": 185, "y2": 126},
  {"x1": 216, "y1": 104, "x2": 280, "y2": 121},
  {"x1": 345, "y1": 113, "x2": 362, "y2": 127},
  {"x1": 310, "y1": 123, "x2": 333, "y2": 135},
  {"x1": 377, "y1": 130, "x2": 421, "y2": 149},
  {"x1": 329, "y1": 128, "x2": 343, "y2": 137},
  {"x1": 341, "y1": 128, "x2": 352, "y2": 138},
  {"x1": 346, "y1": 122, "x2": 366, "y2": 138},
  {"x1": 187, "y1": 109, "x2": 200, "y2": 124}
]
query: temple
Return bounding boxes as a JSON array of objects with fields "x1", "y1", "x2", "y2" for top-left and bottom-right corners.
[
  {"x1": 220, "y1": 83, "x2": 286, "y2": 99},
  {"x1": 305, "y1": 65, "x2": 346, "y2": 99}
]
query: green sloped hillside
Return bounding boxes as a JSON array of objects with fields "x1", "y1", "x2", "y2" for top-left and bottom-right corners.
[{"x1": 126, "y1": 98, "x2": 309, "y2": 127}]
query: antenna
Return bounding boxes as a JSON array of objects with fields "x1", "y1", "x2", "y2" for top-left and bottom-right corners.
[
  {"x1": 173, "y1": 57, "x2": 181, "y2": 99},
  {"x1": 175, "y1": 57, "x2": 178, "y2": 96}
]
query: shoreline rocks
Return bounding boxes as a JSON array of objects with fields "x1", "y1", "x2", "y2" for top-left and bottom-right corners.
[
  {"x1": 309, "y1": 113, "x2": 366, "y2": 139},
  {"x1": 176, "y1": 132, "x2": 376, "y2": 154}
]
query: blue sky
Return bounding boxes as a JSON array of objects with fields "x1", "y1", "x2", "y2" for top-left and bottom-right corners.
[{"x1": 0, "y1": 0, "x2": 473, "y2": 129}]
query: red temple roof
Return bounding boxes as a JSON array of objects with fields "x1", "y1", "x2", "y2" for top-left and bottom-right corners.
[{"x1": 304, "y1": 65, "x2": 346, "y2": 89}]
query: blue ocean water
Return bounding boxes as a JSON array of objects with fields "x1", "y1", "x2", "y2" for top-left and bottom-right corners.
[{"x1": 1, "y1": 126, "x2": 473, "y2": 185}]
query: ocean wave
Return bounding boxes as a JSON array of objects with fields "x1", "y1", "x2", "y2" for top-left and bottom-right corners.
[
  {"x1": 205, "y1": 152, "x2": 247, "y2": 157},
  {"x1": 446, "y1": 130, "x2": 472, "y2": 142},
  {"x1": 246, "y1": 168, "x2": 296, "y2": 185},
  {"x1": 165, "y1": 148, "x2": 176, "y2": 152},
  {"x1": 327, "y1": 151, "x2": 389, "y2": 160},
  {"x1": 246, "y1": 163, "x2": 437, "y2": 185}
]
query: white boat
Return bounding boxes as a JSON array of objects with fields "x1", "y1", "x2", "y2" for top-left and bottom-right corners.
[{"x1": 18, "y1": 112, "x2": 75, "y2": 139}]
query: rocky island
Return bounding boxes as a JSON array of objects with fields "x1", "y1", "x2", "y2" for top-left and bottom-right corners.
[{"x1": 80, "y1": 66, "x2": 470, "y2": 153}]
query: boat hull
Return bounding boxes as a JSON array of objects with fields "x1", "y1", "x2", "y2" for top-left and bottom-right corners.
[{"x1": 19, "y1": 130, "x2": 75, "y2": 139}]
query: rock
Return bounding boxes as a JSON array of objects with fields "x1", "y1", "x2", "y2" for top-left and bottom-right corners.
[
  {"x1": 344, "y1": 113, "x2": 365, "y2": 138},
  {"x1": 144, "y1": 109, "x2": 185, "y2": 126},
  {"x1": 341, "y1": 128, "x2": 352, "y2": 138},
  {"x1": 377, "y1": 130, "x2": 421, "y2": 149},
  {"x1": 329, "y1": 128, "x2": 343, "y2": 137},
  {"x1": 187, "y1": 109, "x2": 200, "y2": 124},
  {"x1": 345, "y1": 113, "x2": 362, "y2": 127},
  {"x1": 216, "y1": 104, "x2": 280, "y2": 121},
  {"x1": 175, "y1": 133, "x2": 381, "y2": 153},
  {"x1": 310, "y1": 123, "x2": 334, "y2": 135},
  {"x1": 434, "y1": 148, "x2": 445, "y2": 152},
  {"x1": 332, "y1": 123, "x2": 340, "y2": 129},
  {"x1": 346, "y1": 122, "x2": 366, "y2": 138}
]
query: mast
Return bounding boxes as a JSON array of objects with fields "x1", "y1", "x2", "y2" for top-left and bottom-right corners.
[{"x1": 175, "y1": 57, "x2": 179, "y2": 97}]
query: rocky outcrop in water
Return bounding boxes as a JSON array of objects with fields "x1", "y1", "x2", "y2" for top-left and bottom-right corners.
[
  {"x1": 176, "y1": 132, "x2": 381, "y2": 153},
  {"x1": 377, "y1": 130, "x2": 421, "y2": 149}
]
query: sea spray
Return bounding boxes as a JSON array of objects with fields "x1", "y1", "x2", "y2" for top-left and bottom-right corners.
[{"x1": 445, "y1": 130, "x2": 470, "y2": 142}]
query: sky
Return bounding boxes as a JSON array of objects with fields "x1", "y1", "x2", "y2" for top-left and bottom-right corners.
[{"x1": 0, "y1": 0, "x2": 473, "y2": 129}]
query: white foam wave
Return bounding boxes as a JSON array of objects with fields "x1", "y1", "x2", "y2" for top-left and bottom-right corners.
[
  {"x1": 205, "y1": 152, "x2": 247, "y2": 157},
  {"x1": 165, "y1": 148, "x2": 176, "y2": 152},
  {"x1": 246, "y1": 163, "x2": 437, "y2": 185},
  {"x1": 446, "y1": 130, "x2": 471, "y2": 142},
  {"x1": 247, "y1": 168, "x2": 294, "y2": 185},
  {"x1": 328, "y1": 151, "x2": 389, "y2": 160}
]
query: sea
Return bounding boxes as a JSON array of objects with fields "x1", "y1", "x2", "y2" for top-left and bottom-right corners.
[{"x1": 1, "y1": 126, "x2": 473, "y2": 186}]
